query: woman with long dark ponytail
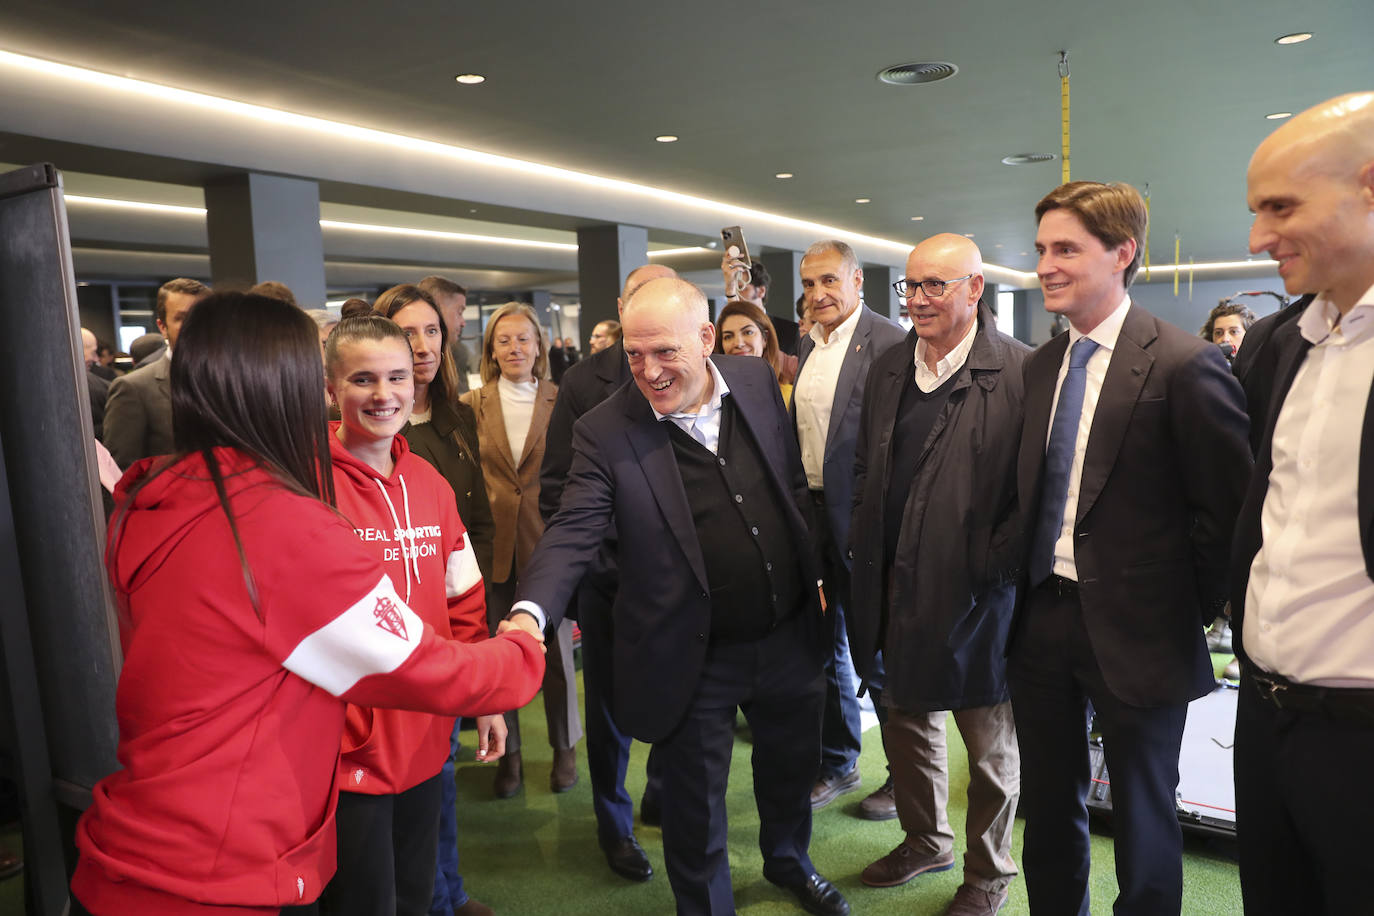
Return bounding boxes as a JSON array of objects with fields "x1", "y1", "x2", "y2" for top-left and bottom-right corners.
[{"x1": 70, "y1": 293, "x2": 544, "y2": 916}]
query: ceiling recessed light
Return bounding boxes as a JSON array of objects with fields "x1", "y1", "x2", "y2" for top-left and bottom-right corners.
[
  {"x1": 1001, "y1": 153, "x2": 1057, "y2": 166},
  {"x1": 454, "y1": 73, "x2": 485, "y2": 85},
  {"x1": 774, "y1": 172, "x2": 794, "y2": 179},
  {"x1": 877, "y1": 61, "x2": 959, "y2": 85},
  {"x1": 910, "y1": 216, "x2": 924, "y2": 221},
  {"x1": 963, "y1": 233, "x2": 975, "y2": 238},
  {"x1": 1275, "y1": 32, "x2": 1313, "y2": 45},
  {"x1": 655, "y1": 135, "x2": 678, "y2": 143},
  {"x1": 1020, "y1": 252, "x2": 1028, "y2": 256},
  {"x1": 1266, "y1": 112, "x2": 1293, "y2": 120},
  {"x1": 854, "y1": 197, "x2": 871, "y2": 204},
  {"x1": 994, "y1": 243, "x2": 1003, "y2": 248}
]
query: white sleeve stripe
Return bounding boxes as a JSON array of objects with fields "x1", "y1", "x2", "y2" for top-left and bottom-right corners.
[
  {"x1": 282, "y1": 573, "x2": 425, "y2": 697},
  {"x1": 445, "y1": 541, "x2": 482, "y2": 599}
]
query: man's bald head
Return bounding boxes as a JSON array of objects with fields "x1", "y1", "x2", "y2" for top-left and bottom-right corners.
[
  {"x1": 910, "y1": 233, "x2": 984, "y2": 277},
  {"x1": 80, "y1": 328, "x2": 98, "y2": 368},
  {"x1": 1247, "y1": 92, "x2": 1374, "y2": 313},
  {"x1": 619, "y1": 264, "x2": 678, "y2": 312},
  {"x1": 622, "y1": 277, "x2": 715, "y2": 415}
]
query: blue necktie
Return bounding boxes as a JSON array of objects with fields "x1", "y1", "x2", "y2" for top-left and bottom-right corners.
[{"x1": 1029, "y1": 336, "x2": 1100, "y2": 586}]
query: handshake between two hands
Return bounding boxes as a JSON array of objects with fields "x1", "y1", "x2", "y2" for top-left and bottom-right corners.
[{"x1": 497, "y1": 613, "x2": 546, "y2": 648}]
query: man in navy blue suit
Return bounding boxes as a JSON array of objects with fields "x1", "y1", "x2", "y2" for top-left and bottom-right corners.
[
  {"x1": 791, "y1": 240, "x2": 906, "y2": 815},
  {"x1": 510, "y1": 277, "x2": 848, "y2": 916},
  {"x1": 1010, "y1": 181, "x2": 1250, "y2": 915}
]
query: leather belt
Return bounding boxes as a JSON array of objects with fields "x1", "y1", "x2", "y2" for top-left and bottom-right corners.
[
  {"x1": 1250, "y1": 669, "x2": 1374, "y2": 727},
  {"x1": 1036, "y1": 574, "x2": 1079, "y2": 598}
]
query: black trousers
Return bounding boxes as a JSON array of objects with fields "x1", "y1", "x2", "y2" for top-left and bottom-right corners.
[
  {"x1": 318, "y1": 772, "x2": 442, "y2": 916},
  {"x1": 657, "y1": 613, "x2": 825, "y2": 916},
  {"x1": 1008, "y1": 582, "x2": 1188, "y2": 916},
  {"x1": 1235, "y1": 671, "x2": 1374, "y2": 915}
]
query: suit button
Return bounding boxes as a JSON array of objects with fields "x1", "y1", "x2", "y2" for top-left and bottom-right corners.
[
  {"x1": 697, "y1": 633, "x2": 706, "y2": 641},
  {"x1": 700, "y1": 590, "x2": 707, "y2": 599},
  {"x1": 514, "y1": 487, "x2": 521, "y2": 495},
  {"x1": 734, "y1": 494, "x2": 743, "y2": 503},
  {"x1": 751, "y1": 527, "x2": 759, "y2": 536},
  {"x1": 718, "y1": 458, "x2": 726, "y2": 466}
]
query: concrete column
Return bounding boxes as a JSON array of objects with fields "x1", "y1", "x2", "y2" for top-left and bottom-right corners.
[
  {"x1": 863, "y1": 263, "x2": 903, "y2": 321},
  {"x1": 576, "y1": 224, "x2": 647, "y2": 331},
  {"x1": 759, "y1": 250, "x2": 802, "y2": 322},
  {"x1": 204, "y1": 173, "x2": 327, "y2": 306}
]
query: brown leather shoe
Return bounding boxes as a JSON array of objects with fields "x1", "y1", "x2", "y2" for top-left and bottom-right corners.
[
  {"x1": 943, "y1": 883, "x2": 1008, "y2": 915},
  {"x1": 809, "y1": 765, "x2": 861, "y2": 810},
  {"x1": 860, "y1": 842, "x2": 954, "y2": 887},
  {"x1": 493, "y1": 750, "x2": 522, "y2": 798},
  {"x1": 551, "y1": 746, "x2": 578, "y2": 792},
  {"x1": 857, "y1": 775, "x2": 897, "y2": 820},
  {"x1": 453, "y1": 897, "x2": 495, "y2": 916}
]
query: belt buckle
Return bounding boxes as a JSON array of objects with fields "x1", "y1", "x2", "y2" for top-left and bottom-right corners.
[{"x1": 1259, "y1": 676, "x2": 1289, "y2": 708}]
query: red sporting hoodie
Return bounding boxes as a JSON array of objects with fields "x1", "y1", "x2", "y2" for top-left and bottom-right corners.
[
  {"x1": 328, "y1": 430, "x2": 488, "y2": 795},
  {"x1": 72, "y1": 448, "x2": 544, "y2": 916}
]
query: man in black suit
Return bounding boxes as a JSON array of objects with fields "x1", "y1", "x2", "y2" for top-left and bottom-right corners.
[
  {"x1": 513, "y1": 277, "x2": 848, "y2": 916},
  {"x1": 1231, "y1": 91, "x2": 1374, "y2": 915},
  {"x1": 792, "y1": 240, "x2": 906, "y2": 815},
  {"x1": 1010, "y1": 181, "x2": 1250, "y2": 915},
  {"x1": 538, "y1": 262, "x2": 675, "y2": 882},
  {"x1": 103, "y1": 277, "x2": 209, "y2": 467}
]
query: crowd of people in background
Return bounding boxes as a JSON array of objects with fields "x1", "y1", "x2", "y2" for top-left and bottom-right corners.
[{"x1": 63, "y1": 90, "x2": 1374, "y2": 916}]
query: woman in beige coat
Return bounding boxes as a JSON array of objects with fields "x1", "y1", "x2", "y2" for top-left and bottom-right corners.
[{"x1": 462, "y1": 302, "x2": 582, "y2": 798}]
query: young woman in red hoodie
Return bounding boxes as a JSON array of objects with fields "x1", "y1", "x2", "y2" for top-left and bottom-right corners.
[
  {"x1": 71, "y1": 293, "x2": 545, "y2": 916},
  {"x1": 317, "y1": 312, "x2": 506, "y2": 915}
]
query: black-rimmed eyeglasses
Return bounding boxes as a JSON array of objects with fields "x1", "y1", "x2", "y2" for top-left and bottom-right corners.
[{"x1": 892, "y1": 274, "x2": 973, "y2": 299}]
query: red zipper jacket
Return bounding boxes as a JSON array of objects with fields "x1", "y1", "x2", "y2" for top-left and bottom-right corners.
[{"x1": 72, "y1": 449, "x2": 543, "y2": 915}]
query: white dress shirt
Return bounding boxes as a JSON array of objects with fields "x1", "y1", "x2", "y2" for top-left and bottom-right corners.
[
  {"x1": 1046, "y1": 294, "x2": 1132, "y2": 581},
  {"x1": 914, "y1": 318, "x2": 976, "y2": 392},
  {"x1": 650, "y1": 359, "x2": 729, "y2": 454},
  {"x1": 794, "y1": 304, "x2": 863, "y2": 489},
  {"x1": 1245, "y1": 287, "x2": 1374, "y2": 686}
]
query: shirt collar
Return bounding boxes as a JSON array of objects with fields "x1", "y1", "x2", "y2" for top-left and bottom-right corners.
[
  {"x1": 1300, "y1": 283, "x2": 1374, "y2": 346},
  {"x1": 649, "y1": 357, "x2": 730, "y2": 422},
  {"x1": 808, "y1": 301, "x2": 863, "y2": 348},
  {"x1": 914, "y1": 314, "x2": 978, "y2": 378},
  {"x1": 1067, "y1": 292, "x2": 1131, "y2": 353}
]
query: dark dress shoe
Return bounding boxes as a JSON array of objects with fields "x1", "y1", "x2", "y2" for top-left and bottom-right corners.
[
  {"x1": 776, "y1": 873, "x2": 850, "y2": 916},
  {"x1": 602, "y1": 835, "x2": 653, "y2": 882},
  {"x1": 493, "y1": 750, "x2": 523, "y2": 798},
  {"x1": 551, "y1": 747, "x2": 578, "y2": 792}
]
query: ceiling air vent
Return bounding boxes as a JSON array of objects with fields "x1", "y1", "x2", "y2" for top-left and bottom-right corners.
[
  {"x1": 1001, "y1": 153, "x2": 1057, "y2": 165},
  {"x1": 877, "y1": 62, "x2": 958, "y2": 85}
]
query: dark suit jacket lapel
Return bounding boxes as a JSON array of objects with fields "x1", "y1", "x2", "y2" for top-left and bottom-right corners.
[
  {"x1": 720, "y1": 358, "x2": 810, "y2": 538},
  {"x1": 622, "y1": 388, "x2": 710, "y2": 593},
  {"x1": 598, "y1": 341, "x2": 630, "y2": 398},
  {"x1": 1018, "y1": 333, "x2": 1068, "y2": 510},
  {"x1": 824, "y1": 307, "x2": 874, "y2": 458},
  {"x1": 1076, "y1": 305, "x2": 1154, "y2": 522}
]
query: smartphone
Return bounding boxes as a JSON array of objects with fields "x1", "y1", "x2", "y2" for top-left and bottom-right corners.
[{"x1": 720, "y1": 226, "x2": 751, "y2": 265}]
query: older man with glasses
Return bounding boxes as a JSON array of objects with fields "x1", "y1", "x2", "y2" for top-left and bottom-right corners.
[{"x1": 848, "y1": 234, "x2": 1027, "y2": 915}]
